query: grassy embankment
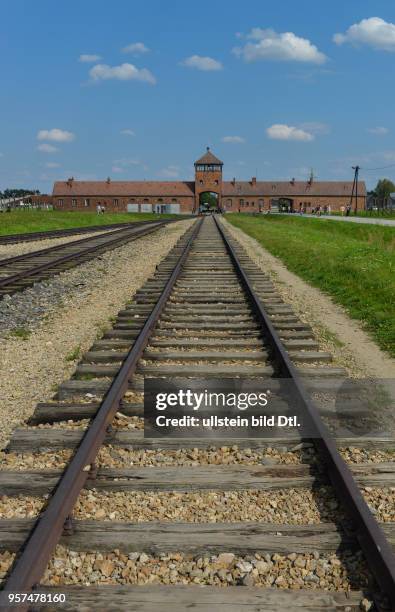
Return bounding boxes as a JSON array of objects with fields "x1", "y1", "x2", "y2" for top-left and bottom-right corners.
[
  {"x1": 0, "y1": 210, "x2": 182, "y2": 236},
  {"x1": 226, "y1": 214, "x2": 395, "y2": 357}
]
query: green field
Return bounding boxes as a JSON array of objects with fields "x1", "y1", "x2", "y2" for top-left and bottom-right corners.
[
  {"x1": 0, "y1": 210, "x2": 182, "y2": 236},
  {"x1": 226, "y1": 214, "x2": 395, "y2": 357}
]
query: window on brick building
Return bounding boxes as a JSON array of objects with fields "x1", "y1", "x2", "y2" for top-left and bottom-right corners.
[
  {"x1": 240, "y1": 199, "x2": 244, "y2": 207},
  {"x1": 258, "y1": 199, "x2": 264, "y2": 209},
  {"x1": 113, "y1": 199, "x2": 118, "y2": 206},
  {"x1": 144, "y1": 198, "x2": 149, "y2": 203},
  {"x1": 227, "y1": 199, "x2": 232, "y2": 207},
  {"x1": 58, "y1": 199, "x2": 63, "y2": 207},
  {"x1": 72, "y1": 199, "x2": 77, "y2": 207},
  {"x1": 84, "y1": 199, "x2": 90, "y2": 207},
  {"x1": 172, "y1": 198, "x2": 177, "y2": 202}
]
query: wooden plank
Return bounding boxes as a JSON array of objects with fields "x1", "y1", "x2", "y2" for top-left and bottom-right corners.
[
  {"x1": 0, "y1": 520, "x2": 356, "y2": 554},
  {"x1": 33, "y1": 586, "x2": 365, "y2": 611},
  {"x1": 2, "y1": 463, "x2": 395, "y2": 496},
  {"x1": 7, "y1": 429, "x2": 395, "y2": 452},
  {"x1": 289, "y1": 352, "x2": 332, "y2": 363},
  {"x1": 143, "y1": 350, "x2": 268, "y2": 361},
  {"x1": 149, "y1": 338, "x2": 263, "y2": 348},
  {"x1": 137, "y1": 365, "x2": 274, "y2": 377},
  {"x1": 29, "y1": 401, "x2": 141, "y2": 424}
]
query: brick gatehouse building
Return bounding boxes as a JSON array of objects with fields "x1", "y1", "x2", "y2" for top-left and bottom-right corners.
[{"x1": 53, "y1": 148, "x2": 366, "y2": 214}]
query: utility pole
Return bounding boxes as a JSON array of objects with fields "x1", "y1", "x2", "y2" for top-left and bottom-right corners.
[{"x1": 351, "y1": 165, "x2": 360, "y2": 214}]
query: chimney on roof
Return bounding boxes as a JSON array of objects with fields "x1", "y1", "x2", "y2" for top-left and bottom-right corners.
[
  {"x1": 231, "y1": 177, "x2": 236, "y2": 185},
  {"x1": 106, "y1": 177, "x2": 111, "y2": 184},
  {"x1": 290, "y1": 177, "x2": 295, "y2": 185},
  {"x1": 251, "y1": 177, "x2": 256, "y2": 186},
  {"x1": 67, "y1": 177, "x2": 74, "y2": 187},
  {"x1": 308, "y1": 168, "x2": 314, "y2": 185}
]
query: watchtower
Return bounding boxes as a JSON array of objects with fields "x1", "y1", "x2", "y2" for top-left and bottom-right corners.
[{"x1": 194, "y1": 147, "x2": 223, "y2": 211}]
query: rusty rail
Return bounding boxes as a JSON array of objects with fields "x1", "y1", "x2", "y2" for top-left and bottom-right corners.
[
  {"x1": 214, "y1": 215, "x2": 395, "y2": 606},
  {"x1": 0, "y1": 221, "x2": 170, "y2": 293},
  {"x1": 0, "y1": 221, "x2": 151, "y2": 245},
  {"x1": 1, "y1": 219, "x2": 202, "y2": 611}
]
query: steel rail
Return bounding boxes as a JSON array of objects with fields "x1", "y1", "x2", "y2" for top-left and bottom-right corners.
[
  {"x1": 0, "y1": 221, "x2": 168, "y2": 292},
  {"x1": 0, "y1": 221, "x2": 149, "y2": 245},
  {"x1": 1, "y1": 218, "x2": 202, "y2": 611},
  {"x1": 0, "y1": 220, "x2": 170, "y2": 267},
  {"x1": 0, "y1": 217, "x2": 193, "y2": 245},
  {"x1": 214, "y1": 216, "x2": 395, "y2": 606}
]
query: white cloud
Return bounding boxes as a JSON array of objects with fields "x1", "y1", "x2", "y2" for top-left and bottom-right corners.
[
  {"x1": 159, "y1": 165, "x2": 180, "y2": 178},
  {"x1": 181, "y1": 55, "x2": 223, "y2": 71},
  {"x1": 334, "y1": 17, "x2": 395, "y2": 51},
  {"x1": 120, "y1": 129, "x2": 135, "y2": 136},
  {"x1": 79, "y1": 54, "x2": 101, "y2": 63},
  {"x1": 89, "y1": 63, "x2": 156, "y2": 84},
  {"x1": 37, "y1": 143, "x2": 58, "y2": 153},
  {"x1": 367, "y1": 126, "x2": 389, "y2": 135},
  {"x1": 37, "y1": 128, "x2": 75, "y2": 142},
  {"x1": 222, "y1": 136, "x2": 245, "y2": 143},
  {"x1": 122, "y1": 42, "x2": 149, "y2": 55},
  {"x1": 45, "y1": 162, "x2": 61, "y2": 168},
  {"x1": 266, "y1": 124, "x2": 314, "y2": 142},
  {"x1": 233, "y1": 28, "x2": 327, "y2": 64},
  {"x1": 112, "y1": 166, "x2": 124, "y2": 173}
]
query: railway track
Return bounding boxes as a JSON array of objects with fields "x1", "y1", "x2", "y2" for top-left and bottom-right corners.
[
  {"x1": 0, "y1": 222, "x2": 150, "y2": 245},
  {"x1": 0, "y1": 220, "x2": 172, "y2": 299},
  {"x1": 0, "y1": 216, "x2": 394, "y2": 610}
]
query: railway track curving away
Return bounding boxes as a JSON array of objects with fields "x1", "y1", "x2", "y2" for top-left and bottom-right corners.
[
  {"x1": 0, "y1": 216, "x2": 394, "y2": 610},
  {"x1": 0, "y1": 221, "x2": 173, "y2": 299}
]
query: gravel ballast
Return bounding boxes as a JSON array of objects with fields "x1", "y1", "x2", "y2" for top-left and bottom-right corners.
[
  {"x1": 0, "y1": 220, "x2": 192, "y2": 450},
  {"x1": 0, "y1": 547, "x2": 372, "y2": 592},
  {"x1": 0, "y1": 229, "x2": 112, "y2": 261}
]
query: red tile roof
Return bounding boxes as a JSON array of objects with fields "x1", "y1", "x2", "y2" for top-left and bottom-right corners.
[
  {"x1": 195, "y1": 148, "x2": 223, "y2": 165},
  {"x1": 222, "y1": 180, "x2": 366, "y2": 197},
  {"x1": 53, "y1": 180, "x2": 195, "y2": 197},
  {"x1": 53, "y1": 178, "x2": 366, "y2": 199}
]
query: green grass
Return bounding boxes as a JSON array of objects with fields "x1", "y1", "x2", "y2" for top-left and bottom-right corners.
[
  {"x1": 65, "y1": 345, "x2": 81, "y2": 362},
  {"x1": 0, "y1": 210, "x2": 182, "y2": 236},
  {"x1": 354, "y1": 210, "x2": 395, "y2": 219},
  {"x1": 10, "y1": 327, "x2": 31, "y2": 340},
  {"x1": 226, "y1": 214, "x2": 395, "y2": 357}
]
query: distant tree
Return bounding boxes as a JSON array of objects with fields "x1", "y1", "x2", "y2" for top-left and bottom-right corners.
[
  {"x1": 374, "y1": 179, "x2": 395, "y2": 203},
  {"x1": 199, "y1": 192, "x2": 218, "y2": 210},
  {"x1": 2, "y1": 188, "x2": 39, "y2": 199}
]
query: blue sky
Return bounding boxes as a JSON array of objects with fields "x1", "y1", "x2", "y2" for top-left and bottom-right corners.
[{"x1": 1, "y1": 0, "x2": 395, "y2": 192}]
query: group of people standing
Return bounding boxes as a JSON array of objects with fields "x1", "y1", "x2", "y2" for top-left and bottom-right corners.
[
  {"x1": 96, "y1": 204, "x2": 106, "y2": 215},
  {"x1": 298, "y1": 204, "x2": 331, "y2": 216}
]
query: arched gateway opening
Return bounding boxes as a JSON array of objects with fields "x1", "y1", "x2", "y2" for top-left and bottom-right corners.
[{"x1": 199, "y1": 191, "x2": 219, "y2": 213}]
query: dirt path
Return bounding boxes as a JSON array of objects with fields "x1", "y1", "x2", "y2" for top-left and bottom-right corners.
[{"x1": 224, "y1": 218, "x2": 395, "y2": 379}]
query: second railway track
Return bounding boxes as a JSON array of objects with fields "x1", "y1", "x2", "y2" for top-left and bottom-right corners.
[
  {"x1": 0, "y1": 216, "x2": 394, "y2": 610},
  {"x1": 0, "y1": 220, "x2": 172, "y2": 299}
]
